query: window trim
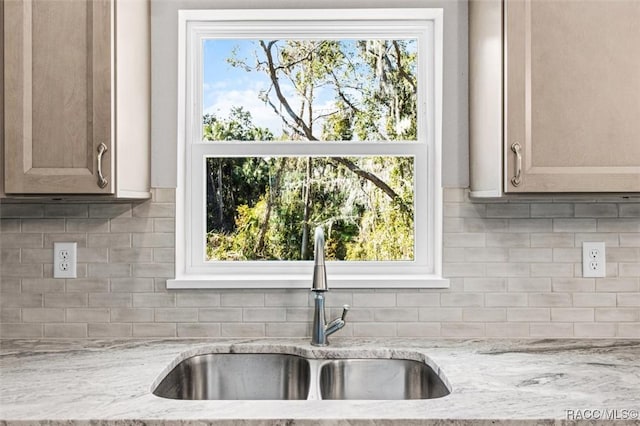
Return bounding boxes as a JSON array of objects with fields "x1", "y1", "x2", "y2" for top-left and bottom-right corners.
[{"x1": 170, "y1": 8, "x2": 447, "y2": 289}]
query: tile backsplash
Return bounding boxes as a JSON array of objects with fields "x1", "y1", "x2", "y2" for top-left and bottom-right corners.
[{"x1": 1, "y1": 188, "x2": 638, "y2": 339}]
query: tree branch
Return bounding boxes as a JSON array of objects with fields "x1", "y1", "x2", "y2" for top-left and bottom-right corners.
[
  {"x1": 260, "y1": 40, "x2": 316, "y2": 140},
  {"x1": 259, "y1": 40, "x2": 409, "y2": 211},
  {"x1": 392, "y1": 41, "x2": 417, "y2": 92},
  {"x1": 328, "y1": 157, "x2": 410, "y2": 214}
]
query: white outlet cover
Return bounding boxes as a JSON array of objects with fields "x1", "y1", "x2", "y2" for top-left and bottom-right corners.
[
  {"x1": 582, "y1": 242, "x2": 605, "y2": 278},
  {"x1": 54, "y1": 242, "x2": 77, "y2": 279}
]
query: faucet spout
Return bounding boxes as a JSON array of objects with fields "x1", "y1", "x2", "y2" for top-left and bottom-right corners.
[
  {"x1": 310, "y1": 226, "x2": 348, "y2": 346},
  {"x1": 311, "y1": 227, "x2": 327, "y2": 292}
]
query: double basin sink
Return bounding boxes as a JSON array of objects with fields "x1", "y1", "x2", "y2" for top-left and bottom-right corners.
[{"x1": 153, "y1": 353, "x2": 450, "y2": 400}]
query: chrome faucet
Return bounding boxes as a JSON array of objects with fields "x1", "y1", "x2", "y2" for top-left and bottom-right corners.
[{"x1": 311, "y1": 226, "x2": 349, "y2": 346}]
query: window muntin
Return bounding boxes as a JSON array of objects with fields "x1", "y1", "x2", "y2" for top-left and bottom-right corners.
[{"x1": 173, "y1": 9, "x2": 445, "y2": 288}]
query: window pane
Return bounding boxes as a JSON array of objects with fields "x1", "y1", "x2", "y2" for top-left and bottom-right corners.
[
  {"x1": 202, "y1": 39, "x2": 418, "y2": 142},
  {"x1": 205, "y1": 156, "x2": 414, "y2": 261}
]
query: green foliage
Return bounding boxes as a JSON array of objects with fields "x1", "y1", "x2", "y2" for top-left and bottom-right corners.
[
  {"x1": 203, "y1": 107, "x2": 274, "y2": 141},
  {"x1": 207, "y1": 197, "x2": 268, "y2": 260},
  {"x1": 203, "y1": 108, "x2": 274, "y2": 233}
]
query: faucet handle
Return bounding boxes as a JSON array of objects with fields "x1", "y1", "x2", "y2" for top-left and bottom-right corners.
[{"x1": 341, "y1": 305, "x2": 350, "y2": 321}]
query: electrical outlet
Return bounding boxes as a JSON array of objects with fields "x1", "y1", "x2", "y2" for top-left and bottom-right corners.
[
  {"x1": 582, "y1": 242, "x2": 605, "y2": 278},
  {"x1": 54, "y1": 242, "x2": 77, "y2": 279}
]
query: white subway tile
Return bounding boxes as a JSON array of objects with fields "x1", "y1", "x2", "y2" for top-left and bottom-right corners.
[
  {"x1": 441, "y1": 323, "x2": 484, "y2": 337},
  {"x1": 0, "y1": 324, "x2": 42, "y2": 337},
  {"x1": 221, "y1": 292, "x2": 265, "y2": 307},
  {"x1": 373, "y1": 308, "x2": 419, "y2": 322},
  {"x1": 507, "y1": 308, "x2": 550, "y2": 322},
  {"x1": 617, "y1": 293, "x2": 640, "y2": 307},
  {"x1": 529, "y1": 323, "x2": 573, "y2": 337},
  {"x1": 574, "y1": 204, "x2": 618, "y2": 218},
  {"x1": 530, "y1": 233, "x2": 574, "y2": 248},
  {"x1": 133, "y1": 323, "x2": 176, "y2": 337},
  {"x1": 155, "y1": 308, "x2": 198, "y2": 322},
  {"x1": 22, "y1": 308, "x2": 65, "y2": 323},
  {"x1": 486, "y1": 263, "x2": 530, "y2": 277},
  {"x1": 441, "y1": 293, "x2": 484, "y2": 307},
  {"x1": 508, "y1": 219, "x2": 552, "y2": 233},
  {"x1": 221, "y1": 323, "x2": 265, "y2": 337},
  {"x1": 462, "y1": 308, "x2": 506, "y2": 322},
  {"x1": 111, "y1": 308, "x2": 154, "y2": 323},
  {"x1": 553, "y1": 219, "x2": 597, "y2": 233},
  {"x1": 574, "y1": 323, "x2": 616, "y2": 337},
  {"x1": 509, "y1": 248, "x2": 553, "y2": 263},
  {"x1": 463, "y1": 278, "x2": 507, "y2": 292},
  {"x1": 617, "y1": 323, "x2": 640, "y2": 337},
  {"x1": 485, "y1": 293, "x2": 527, "y2": 307},
  {"x1": 508, "y1": 278, "x2": 551, "y2": 292},
  {"x1": 530, "y1": 203, "x2": 573, "y2": 218},
  {"x1": 89, "y1": 204, "x2": 132, "y2": 218},
  {"x1": 66, "y1": 308, "x2": 110, "y2": 323},
  {"x1": 177, "y1": 323, "x2": 220, "y2": 337},
  {"x1": 552, "y1": 278, "x2": 595, "y2": 292},
  {"x1": 530, "y1": 263, "x2": 574, "y2": 278},
  {"x1": 551, "y1": 308, "x2": 594, "y2": 322},
  {"x1": 352, "y1": 292, "x2": 396, "y2": 307},
  {"x1": 528, "y1": 293, "x2": 572, "y2": 307},
  {"x1": 44, "y1": 204, "x2": 88, "y2": 218},
  {"x1": 397, "y1": 322, "x2": 440, "y2": 337},
  {"x1": 132, "y1": 293, "x2": 176, "y2": 308},
  {"x1": 619, "y1": 233, "x2": 640, "y2": 247},
  {"x1": 595, "y1": 308, "x2": 639, "y2": 322},
  {"x1": 243, "y1": 308, "x2": 286, "y2": 322},
  {"x1": 396, "y1": 292, "x2": 440, "y2": 306},
  {"x1": 618, "y1": 204, "x2": 640, "y2": 218},
  {"x1": 21, "y1": 219, "x2": 66, "y2": 233},
  {"x1": 352, "y1": 323, "x2": 396, "y2": 337},
  {"x1": 199, "y1": 308, "x2": 243, "y2": 322},
  {"x1": 88, "y1": 323, "x2": 132, "y2": 337},
  {"x1": 266, "y1": 322, "x2": 309, "y2": 337},
  {"x1": 486, "y1": 233, "x2": 530, "y2": 248},
  {"x1": 485, "y1": 322, "x2": 529, "y2": 337},
  {"x1": 444, "y1": 233, "x2": 486, "y2": 247}
]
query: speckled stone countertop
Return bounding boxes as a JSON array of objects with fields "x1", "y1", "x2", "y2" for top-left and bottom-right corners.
[{"x1": 1, "y1": 338, "x2": 639, "y2": 425}]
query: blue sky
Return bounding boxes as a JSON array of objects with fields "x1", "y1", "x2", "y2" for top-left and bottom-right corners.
[
  {"x1": 202, "y1": 40, "x2": 284, "y2": 134},
  {"x1": 203, "y1": 39, "x2": 358, "y2": 137}
]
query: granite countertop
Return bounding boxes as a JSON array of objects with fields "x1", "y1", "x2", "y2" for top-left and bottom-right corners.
[{"x1": 1, "y1": 338, "x2": 639, "y2": 425}]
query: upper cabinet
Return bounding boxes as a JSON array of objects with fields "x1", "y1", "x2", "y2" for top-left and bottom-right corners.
[
  {"x1": 470, "y1": 0, "x2": 640, "y2": 196},
  {"x1": 1, "y1": 0, "x2": 150, "y2": 199}
]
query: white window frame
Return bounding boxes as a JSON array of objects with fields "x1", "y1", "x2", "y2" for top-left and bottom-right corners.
[{"x1": 169, "y1": 8, "x2": 447, "y2": 289}]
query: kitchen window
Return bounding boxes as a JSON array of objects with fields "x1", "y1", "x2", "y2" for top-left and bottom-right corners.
[{"x1": 170, "y1": 9, "x2": 446, "y2": 289}]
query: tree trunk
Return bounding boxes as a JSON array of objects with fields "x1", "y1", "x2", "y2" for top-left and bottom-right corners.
[
  {"x1": 255, "y1": 158, "x2": 285, "y2": 256},
  {"x1": 300, "y1": 157, "x2": 313, "y2": 260},
  {"x1": 216, "y1": 161, "x2": 224, "y2": 230}
]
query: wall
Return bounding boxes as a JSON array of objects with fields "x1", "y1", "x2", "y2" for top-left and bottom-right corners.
[
  {"x1": 1, "y1": 1, "x2": 638, "y2": 339},
  {"x1": 150, "y1": 0, "x2": 469, "y2": 188},
  {"x1": 1, "y1": 188, "x2": 638, "y2": 338}
]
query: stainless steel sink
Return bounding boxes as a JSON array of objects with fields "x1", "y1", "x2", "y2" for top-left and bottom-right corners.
[
  {"x1": 153, "y1": 353, "x2": 310, "y2": 400},
  {"x1": 319, "y1": 359, "x2": 450, "y2": 400},
  {"x1": 153, "y1": 353, "x2": 450, "y2": 401}
]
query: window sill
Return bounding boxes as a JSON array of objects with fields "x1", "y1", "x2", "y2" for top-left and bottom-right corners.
[{"x1": 167, "y1": 275, "x2": 449, "y2": 289}]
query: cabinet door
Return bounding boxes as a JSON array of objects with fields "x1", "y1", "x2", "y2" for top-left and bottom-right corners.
[
  {"x1": 505, "y1": 0, "x2": 640, "y2": 193},
  {"x1": 4, "y1": 0, "x2": 113, "y2": 194}
]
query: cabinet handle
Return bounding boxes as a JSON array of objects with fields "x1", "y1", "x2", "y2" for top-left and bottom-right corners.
[
  {"x1": 510, "y1": 142, "x2": 522, "y2": 187},
  {"x1": 97, "y1": 143, "x2": 109, "y2": 189}
]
